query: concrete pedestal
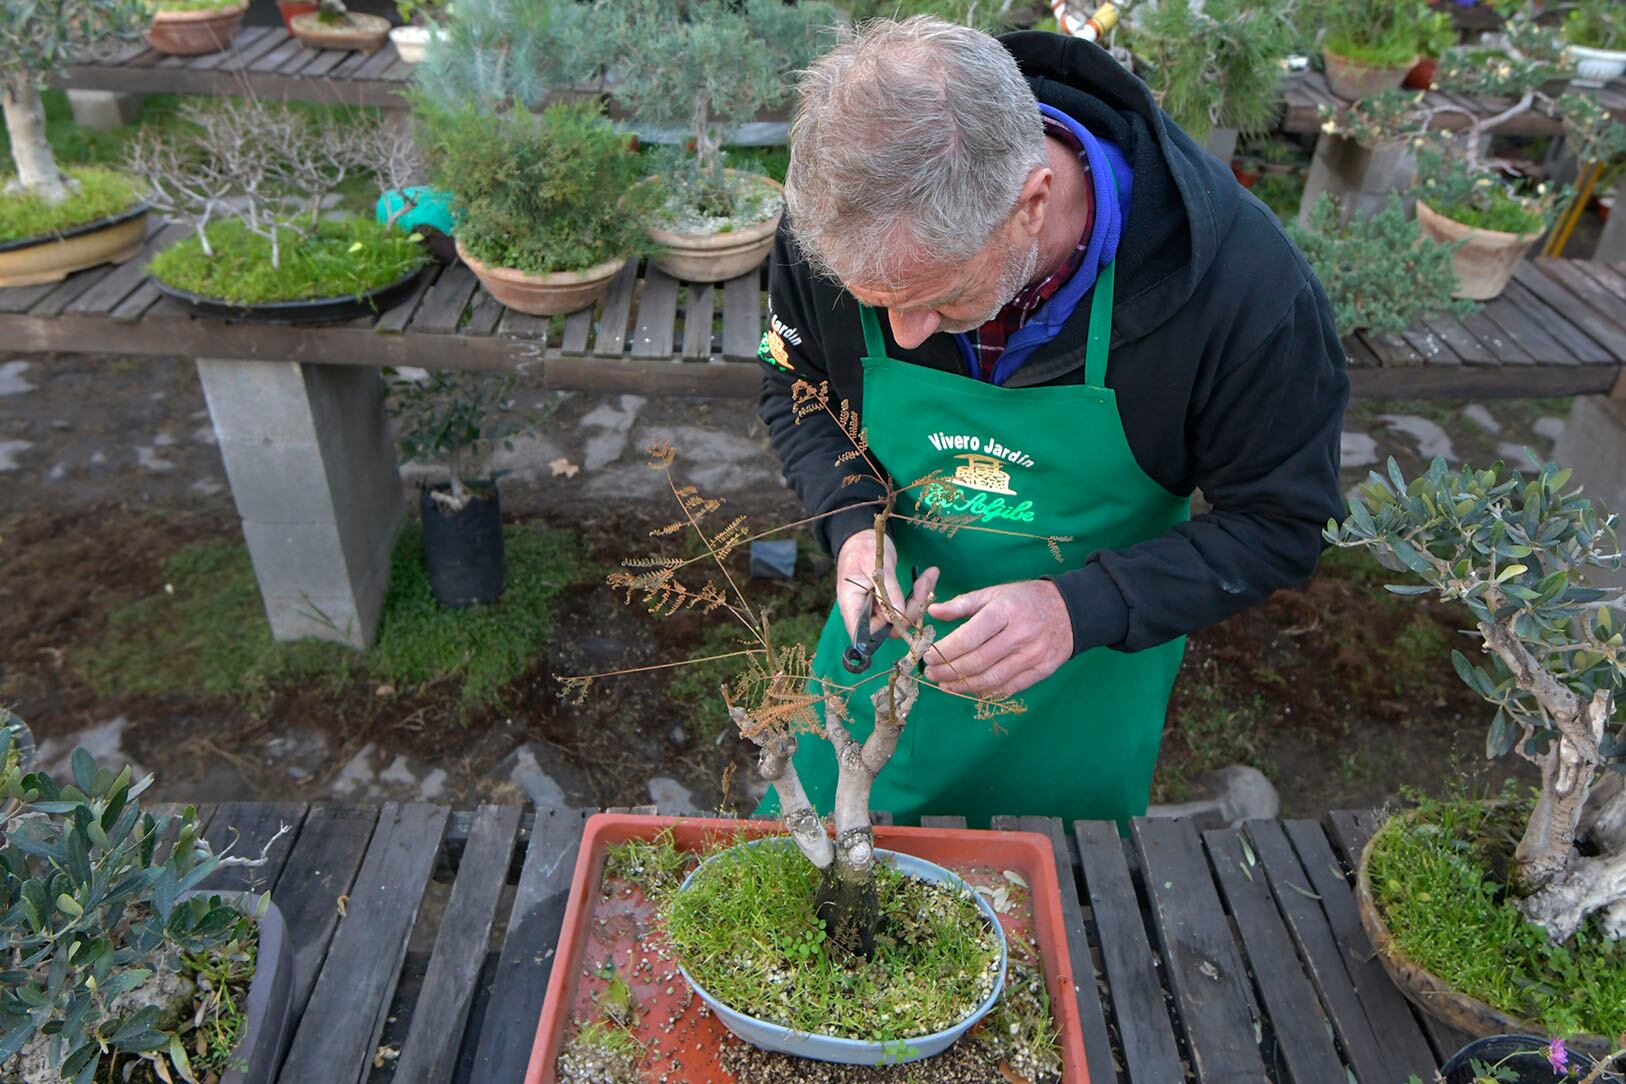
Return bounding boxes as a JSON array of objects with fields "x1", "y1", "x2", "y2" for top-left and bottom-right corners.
[
  {"x1": 197, "y1": 359, "x2": 404, "y2": 649},
  {"x1": 66, "y1": 90, "x2": 142, "y2": 129},
  {"x1": 1297, "y1": 133, "x2": 1416, "y2": 228},
  {"x1": 1205, "y1": 127, "x2": 1239, "y2": 166},
  {"x1": 1552, "y1": 392, "x2": 1626, "y2": 602},
  {"x1": 1597, "y1": 175, "x2": 1626, "y2": 263}
]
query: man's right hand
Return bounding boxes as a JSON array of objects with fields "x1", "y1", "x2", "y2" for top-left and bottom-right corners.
[{"x1": 835, "y1": 528, "x2": 908, "y2": 642}]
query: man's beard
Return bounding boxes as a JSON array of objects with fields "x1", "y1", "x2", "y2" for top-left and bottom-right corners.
[{"x1": 938, "y1": 236, "x2": 1041, "y2": 335}]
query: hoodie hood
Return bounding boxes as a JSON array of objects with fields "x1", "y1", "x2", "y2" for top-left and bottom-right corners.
[{"x1": 1000, "y1": 30, "x2": 1240, "y2": 344}]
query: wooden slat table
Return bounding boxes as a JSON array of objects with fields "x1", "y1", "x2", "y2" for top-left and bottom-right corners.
[
  {"x1": 1281, "y1": 69, "x2": 1626, "y2": 135},
  {"x1": 3, "y1": 221, "x2": 1623, "y2": 401},
  {"x1": 171, "y1": 803, "x2": 1473, "y2": 1083}
]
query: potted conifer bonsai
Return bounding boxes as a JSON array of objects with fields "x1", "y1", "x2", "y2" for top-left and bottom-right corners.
[
  {"x1": 1319, "y1": 0, "x2": 1445, "y2": 99},
  {"x1": 0, "y1": 728, "x2": 294, "y2": 1084},
  {"x1": 593, "y1": 0, "x2": 837, "y2": 283},
  {"x1": 144, "y1": 0, "x2": 249, "y2": 57},
  {"x1": 126, "y1": 97, "x2": 429, "y2": 323},
  {"x1": 0, "y1": 0, "x2": 150, "y2": 287},
  {"x1": 388, "y1": 370, "x2": 528, "y2": 608},
  {"x1": 1328, "y1": 457, "x2": 1626, "y2": 1055}
]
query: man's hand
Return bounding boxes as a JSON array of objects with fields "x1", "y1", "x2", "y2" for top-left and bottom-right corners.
[
  {"x1": 835, "y1": 529, "x2": 907, "y2": 641},
  {"x1": 923, "y1": 580, "x2": 1073, "y2": 698}
]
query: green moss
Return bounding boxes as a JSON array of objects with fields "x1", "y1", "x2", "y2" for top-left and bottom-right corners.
[
  {"x1": 149, "y1": 217, "x2": 426, "y2": 305},
  {"x1": 663, "y1": 838, "x2": 1002, "y2": 1043},
  {"x1": 149, "y1": 0, "x2": 242, "y2": 11},
  {"x1": 79, "y1": 523, "x2": 589, "y2": 713},
  {"x1": 1368, "y1": 794, "x2": 1626, "y2": 1038},
  {"x1": 0, "y1": 166, "x2": 141, "y2": 246},
  {"x1": 1324, "y1": 33, "x2": 1422, "y2": 69},
  {"x1": 1431, "y1": 189, "x2": 1548, "y2": 236}
]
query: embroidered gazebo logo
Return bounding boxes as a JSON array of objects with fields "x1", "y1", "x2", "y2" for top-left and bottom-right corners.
[{"x1": 951, "y1": 453, "x2": 1017, "y2": 495}]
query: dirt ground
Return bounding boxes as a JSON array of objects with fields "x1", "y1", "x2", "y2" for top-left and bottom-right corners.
[{"x1": 0, "y1": 352, "x2": 1568, "y2": 818}]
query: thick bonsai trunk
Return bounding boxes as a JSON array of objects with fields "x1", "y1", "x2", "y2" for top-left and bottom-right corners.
[
  {"x1": 3, "y1": 76, "x2": 73, "y2": 206},
  {"x1": 752, "y1": 727, "x2": 833, "y2": 871},
  {"x1": 1518, "y1": 842, "x2": 1626, "y2": 942}
]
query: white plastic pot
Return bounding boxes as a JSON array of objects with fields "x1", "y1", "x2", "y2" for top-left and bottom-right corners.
[
  {"x1": 1568, "y1": 44, "x2": 1626, "y2": 88},
  {"x1": 389, "y1": 24, "x2": 436, "y2": 63}
]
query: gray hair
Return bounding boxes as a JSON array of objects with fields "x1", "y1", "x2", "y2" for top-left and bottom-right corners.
[{"x1": 785, "y1": 16, "x2": 1047, "y2": 289}]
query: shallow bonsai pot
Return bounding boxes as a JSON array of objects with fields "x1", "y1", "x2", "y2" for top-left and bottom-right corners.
[
  {"x1": 1568, "y1": 45, "x2": 1626, "y2": 88},
  {"x1": 176, "y1": 891, "x2": 294, "y2": 1084},
  {"x1": 1322, "y1": 47, "x2": 1418, "y2": 100},
  {"x1": 275, "y1": 0, "x2": 317, "y2": 32},
  {"x1": 290, "y1": 11, "x2": 390, "y2": 52},
  {"x1": 1356, "y1": 814, "x2": 1615, "y2": 1060},
  {"x1": 388, "y1": 24, "x2": 438, "y2": 63},
  {"x1": 420, "y1": 481, "x2": 505, "y2": 608},
  {"x1": 1415, "y1": 200, "x2": 1545, "y2": 301},
  {"x1": 150, "y1": 259, "x2": 427, "y2": 324},
  {"x1": 676, "y1": 838, "x2": 1007, "y2": 1065},
  {"x1": 0, "y1": 204, "x2": 148, "y2": 288},
  {"x1": 456, "y1": 240, "x2": 624, "y2": 316},
  {"x1": 144, "y1": 2, "x2": 247, "y2": 56},
  {"x1": 646, "y1": 171, "x2": 783, "y2": 284}
]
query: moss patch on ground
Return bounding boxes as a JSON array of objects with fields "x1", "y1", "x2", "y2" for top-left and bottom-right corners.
[
  {"x1": 0, "y1": 166, "x2": 141, "y2": 245},
  {"x1": 79, "y1": 523, "x2": 587, "y2": 712},
  {"x1": 1368, "y1": 792, "x2": 1626, "y2": 1039},
  {"x1": 149, "y1": 217, "x2": 426, "y2": 304}
]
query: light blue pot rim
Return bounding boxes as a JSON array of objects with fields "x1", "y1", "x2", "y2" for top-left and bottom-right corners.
[{"x1": 673, "y1": 836, "x2": 1009, "y2": 1066}]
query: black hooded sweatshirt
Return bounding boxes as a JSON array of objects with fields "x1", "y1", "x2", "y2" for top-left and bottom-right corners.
[{"x1": 758, "y1": 30, "x2": 1349, "y2": 657}]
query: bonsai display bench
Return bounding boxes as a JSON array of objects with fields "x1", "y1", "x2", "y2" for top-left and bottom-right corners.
[{"x1": 181, "y1": 801, "x2": 1468, "y2": 1083}]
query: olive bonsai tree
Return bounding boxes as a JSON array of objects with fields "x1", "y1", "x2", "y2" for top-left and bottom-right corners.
[{"x1": 1328, "y1": 457, "x2": 1626, "y2": 942}]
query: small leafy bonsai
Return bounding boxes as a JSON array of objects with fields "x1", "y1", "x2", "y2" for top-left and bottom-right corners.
[
  {"x1": 124, "y1": 97, "x2": 426, "y2": 304},
  {"x1": 1564, "y1": 0, "x2": 1626, "y2": 50},
  {"x1": 0, "y1": 732, "x2": 281, "y2": 1083},
  {"x1": 1124, "y1": 0, "x2": 1298, "y2": 143},
  {"x1": 1319, "y1": 0, "x2": 1440, "y2": 69},
  {"x1": 1288, "y1": 193, "x2": 1473, "y2": 336},
  {"x1": 1328, "y1": 457, "x2": 1626, "y2": 943},
  {"x1": 1, "y1": 0, "x2": 146, "y2": 241},
  {"x1": 591, "y1": 0, "x2": 838, "y2": 229},
  {"x1": 389, "y1": 370, "x2": 528, "y2": 513}
]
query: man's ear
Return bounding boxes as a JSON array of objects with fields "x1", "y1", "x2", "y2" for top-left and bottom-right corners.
[{"x1": 1013, "y1": 165, "x2": 1053, "y2": 239}]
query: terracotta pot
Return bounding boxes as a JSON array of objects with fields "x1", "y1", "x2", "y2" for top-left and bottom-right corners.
[
  {"x1": 525, "y1": 814, "x2": 1090, "y2": 1084},
  {"x1": 275, "y1": 0, "x2": 317, "y2": 32},
  {"x1": 456, "y1": 240, "x2": 626, "y2": 317},
  {"x1": 1403, "y1": 56, "x2": 1438, "y2": 89},
  {"x1": 1322, "y1": 47, "x2": 1419, "y2": 101},
  {"x1": 1356, "y1": 814, "x2": 1615, "y2": 1061},
  {"x1": 289, "y1": 11, "x2": 391, "y2": 52},
  {"x1": 144, "y1": 2, "x2": 247, "y2": 55},
  {"x1": 0, "y1": 205, "x2": 148, "y2": 288},
  {"x1": 1231, "y1": 160, "x2": 1262, "y2": 189},
  {"x1": 645, "y1": 171, "x2": 783, "y2": 284},
  {"x1": 1415, "y1": 200, "x2": 1545, "y2": 301}
]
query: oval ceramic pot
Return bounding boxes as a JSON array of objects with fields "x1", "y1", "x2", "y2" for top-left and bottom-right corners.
[
  {"x1": 150, "y1": 259, "x2": 427, "y2": 324},
  {"x1": 144, "y1": 2, "x2": 247, "y2": 56},
  {"x1": 0, "y1": 204, "x2": 148, "y2": 288},
  {"x1": 456, "y1": 240, "x2": 625, "y2": 316},
  {"x1": 1415, "y1": 200, "x2": 1545, "y2": 301},
  {"x1": 1568, "y1": 44, "x2": 1626, "y2": 88},
  {"x1": 1322, "y1": 47, "x2": 1419, "y2": 100},
  {"x1": 290, "y1": 11, "x2": 390, "y2": 52},
  {"x1": 388, "y1": 25, "x2": 437, "y2": 63},
  {"x1": 674, "y1": 839, "x2": 1008, "y2": 1066},
  {"x1": 1356, "y1": 817, "x2": 1615, "y2": 1060},
  {"x1": 276, "y1": 0, "x2": 317, "y2": 32},
  {"x1": 646, "y1": 172, "x2": 783, "y2": 284},
  {"x1": 1439, "y1": 1035, "x2": 1620, "y2": 1084}
]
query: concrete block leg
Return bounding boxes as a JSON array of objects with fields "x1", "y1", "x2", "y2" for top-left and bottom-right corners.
[
  {"x1": 197, "y1": 359, "x2": 404, "y2": 649},
  {"x1": 66, "y1": 89, "x2": 143, "y2": 129},
  {"x1": 1552, "y1": 393, "x2": 1626, "y2": 602},
  {"x1": 1596, "y1": 174, "x2": 1626, "y2": 262},
  {"x1": 1297, "y1": 133, "x2": 1417, "y2": 229}
]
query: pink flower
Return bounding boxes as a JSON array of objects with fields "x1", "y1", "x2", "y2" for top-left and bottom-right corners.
[{"x1": 1547, "y1": 1038, "x2": 1568, "y2": 1075}]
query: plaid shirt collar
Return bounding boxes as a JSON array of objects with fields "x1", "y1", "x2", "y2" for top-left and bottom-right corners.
[{"x1": 968, "y1": 115, "x2": 1095, "y2": 381}]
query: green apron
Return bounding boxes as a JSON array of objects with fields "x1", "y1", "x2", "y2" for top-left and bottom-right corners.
[{"x1": 758, "y1": 263, "x2": 1189, "y2": 829}]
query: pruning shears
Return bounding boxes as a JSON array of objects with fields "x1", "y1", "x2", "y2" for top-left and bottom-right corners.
[{"x1": 841, "y1": 566, "x2": 919, "y2": 675}]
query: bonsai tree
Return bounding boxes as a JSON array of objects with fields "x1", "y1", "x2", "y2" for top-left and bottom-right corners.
[
  {"x1": 0, "y1": 732, "x2": 284, "y2": 1083},
  {"x1": 591, "y1": 0, "x2": 837, "y2": 222},
  {"x1": 1563, "y1": 0, "x2": 1626, "y2": 51},
  {"x1": 2, "y1": 0, "x2": 145, "y2": 208},
  {"x1": 1318, "y1": 0, "x2": 1443, "y2": 77},
  {"x1": 1327, "y1": 457, "x2": 1626, "y2": 942},
  {"x1": 1122, "y1": 0, "x2": 1299, "y2": 145},
  {"x1": 413, "y1": 0, "x2": 598, "y2": 112},
  {"x1": 388, "y1": 369, "x2": 527, "y2": 514},
  {"x1": 1288, "y1": 192, "x2": 1472, "y2": 336}
]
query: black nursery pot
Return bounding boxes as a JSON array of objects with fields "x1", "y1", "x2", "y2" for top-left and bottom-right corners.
[
  {"x1": 1441, "y1": 1035, "x2": 1617, "y2": 1084},
  {"x1": 420, "y1": 481, "x2": 506, "y2": 608}
]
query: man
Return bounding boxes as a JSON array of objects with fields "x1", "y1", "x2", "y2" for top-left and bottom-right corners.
[{"x1": 755, "y1": 17, "x2": 1347, "y2": 827}]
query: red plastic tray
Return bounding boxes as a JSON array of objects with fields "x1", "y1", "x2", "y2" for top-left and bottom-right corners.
[{"x1": 523, "y1": 814, "x2": 1089, "y2": 1083}]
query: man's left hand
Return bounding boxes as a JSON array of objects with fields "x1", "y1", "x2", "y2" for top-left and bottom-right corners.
[{"x1": 922, "y1": 580, "x2": 1073, "y2": 698}]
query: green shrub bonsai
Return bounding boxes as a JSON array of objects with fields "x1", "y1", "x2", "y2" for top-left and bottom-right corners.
[
  {"x1": 1328, "y1": 457, "x2": 1626, "y2": 942},
  {"x1": 413, "y1": 0, "x2": 597, "y2": 111},
  {"x1": 0, "y1": 730, "x2": 280, "y2": 1082}
]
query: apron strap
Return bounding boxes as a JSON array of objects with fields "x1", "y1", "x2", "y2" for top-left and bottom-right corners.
[
  {"x1": 1083, "y1": 260, "x2": 1115, "y2": 390},
  {"x1": 859, "y1": 304, "x2": 888, "y2": 358}
]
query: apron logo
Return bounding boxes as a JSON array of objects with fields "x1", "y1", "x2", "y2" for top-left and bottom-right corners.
[
  {"x1": 758, "y1": 330, "x2": 793, "y2": 371},
  {"x1": 921, "y1": 435, "x2": 1039, "y2": 524},
  {"x1": 951, "y1": 453, "x2": 1016, "y2": 495}
]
